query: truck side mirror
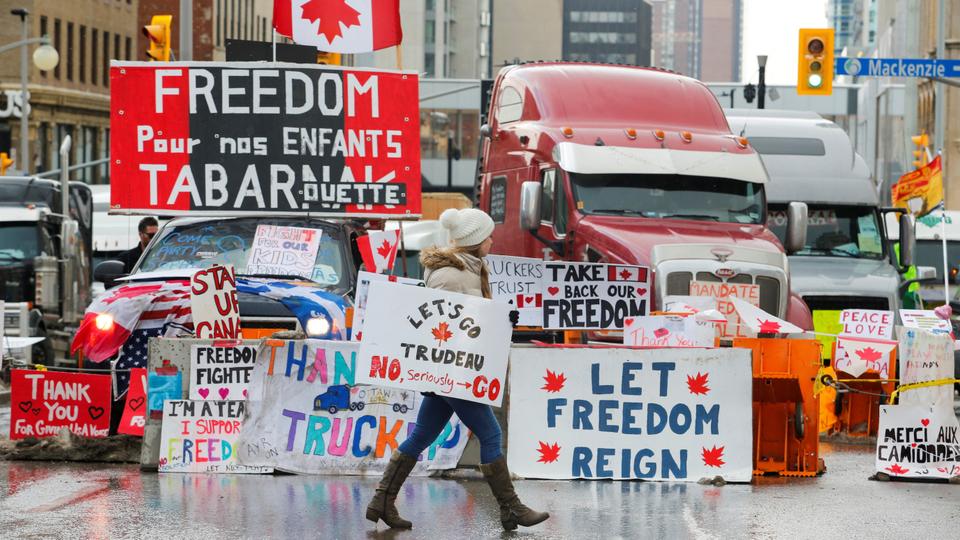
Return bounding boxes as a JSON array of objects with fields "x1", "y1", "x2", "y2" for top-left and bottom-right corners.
[
  {"x1": 94, "y1": 260, "x2": 127, "y2": 290},
  {"x1": 898, "y1": 214, "x2": 915, "y2": 267},
  {"x1": 519, "y1": 181, "x2": 542, "y2": 231},
  {"x1": 784, "y1": 201, "x2": 808, "y2": 254}
]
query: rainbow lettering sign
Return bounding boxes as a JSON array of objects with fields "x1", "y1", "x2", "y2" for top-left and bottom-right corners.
[{"x1": 159, "y1": 399, "x2": 272, "y2": 474}]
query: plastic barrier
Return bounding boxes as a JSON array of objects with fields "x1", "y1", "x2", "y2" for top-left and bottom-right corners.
[
  {"x1": 734, "y1": 338, "x2": 823, "y2": 477},
  {"x1": 822, "y1": 344, "x2": 896, "y2": 438}
]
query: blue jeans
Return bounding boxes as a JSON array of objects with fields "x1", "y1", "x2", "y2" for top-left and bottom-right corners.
[{"x1": 398, "y1": 394, "x2": 503, "y2": 464}]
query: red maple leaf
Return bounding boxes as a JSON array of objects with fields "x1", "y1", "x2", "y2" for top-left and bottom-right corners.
[
  {"x1": 687, "y1": 372, "x2": 710, "y2": 395},
  {"x1": 758, "y1": 319, "x2": 782, "y2": 333},
  {"x1": 701, "y1": 445, "x2": 725, "y2": 467},
  {"x1": 536, "y1": 441, "x2": 561, "y2": 463},
  {"x1": 541, "y1": 370, "x2": 566, "y2": 392},
  {"x1": 300, "y1": 0, "x2": 361, "y2": 42},
  {"x1": 855, "y1": 347, "x2": 883, "y2": 362},
  {"x1": 885, "y1": 463, "x2": 910, "y2": 475},
  {"x1": 376, "y1": 239, "x2": 393, "y2": 260},
  {"x1": 431, "y1": 322, "x2": 453, "y2": 345},
  {"x1": 619, "y1": 269, "x2": 632, "y2": 280},
  {"x1": 102, "y1": 283, "x2": 164, "y2": 304}
]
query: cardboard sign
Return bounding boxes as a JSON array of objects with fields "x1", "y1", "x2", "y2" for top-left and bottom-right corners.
[
  {"x1": 351, "y1": 271, "x2": 424, "y2": 341},
  {"x1": 246, "y1": 225, "x2": 322, "y2": 279},
  {"x1": 118, "y1": 368, "x2": 148, "y2": 436},
  {"x1": 898, "y1": 328, "x2": 954, "y2": 407},
  {"x1": 109, "y1": 62, "x2": 421, "y2": 218},
  {"x1": 10, "y1": 370, "x2": 112, "y2": 439},
  {"x1": 485, "y1": 255, "x2": 545, "y2": 327},
  {"x1": 876, "y1": 404, "x2": 960, "y2": 479},
  {"x1": 356, "y1": 281, "x2": 512, "y2": 406},
  {"x1": 899, "y1": 309, "x2": 952, "y2": 335},
  {"x1": 688, "y1": 281, "x2": 759, "y2": 337},
  {"x1": 158, "y1": 399, "x2": 271, "y2": 473},
  {"x1": 189, "y1": 344, "x2": 258, "y2": 401},
  {"x1": 839, "y1": 309, "x2": 894, "y2": 339},
  {"x1": 662, "y1": 295, "x2": 717, "y2": 314},
  {"x1": 623, "y1": 316, "x2": 715, "y2": 348},
  {"x1": 834, "y1": 337, "x2": 896, "y2": 378},
  {"x1": 235, "y1": 340, "x2": 469, "y2": 475},
  {"x1": 191, "y1": 265, "x2": 241, "y2": 339},
  {"x1": 507, "y1": 347, "x2": 753, "y2": 482},
  {"x1": 542, "y1": 262, "x2": 650, "y2": 330}
]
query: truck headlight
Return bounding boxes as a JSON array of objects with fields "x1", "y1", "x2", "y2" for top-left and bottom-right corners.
[
  {"x1": 306, "y1": 316, "x2": 331, "y2": 337},
  {"x1": 95, "y1": 313, "x2": 115, "y2": 331}
]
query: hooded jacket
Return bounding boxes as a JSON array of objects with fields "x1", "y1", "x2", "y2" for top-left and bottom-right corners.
[{"x1": 420, "y1": 248, "x2": 485, "y2": 298}]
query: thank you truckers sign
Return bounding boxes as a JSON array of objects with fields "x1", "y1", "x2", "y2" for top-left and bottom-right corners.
[{"x1": 109, "y1": 62, "x2": 421, "y2": 217}]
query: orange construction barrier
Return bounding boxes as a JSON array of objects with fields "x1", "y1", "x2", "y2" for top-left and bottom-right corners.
[
  {"x1": 821, "y1": 345, "x2": 896, "y2": 438},
  {"x1": 734, "y1": 338, "x2": 823, "y2": 477}
]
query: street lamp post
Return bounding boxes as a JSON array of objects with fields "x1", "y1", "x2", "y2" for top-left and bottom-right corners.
[
  {"x1": 757, "y1": 55, "x2": 767, "y2": 110},
  {"x1": 12, "y1": 8, "x2": 28, "y2": 172}
]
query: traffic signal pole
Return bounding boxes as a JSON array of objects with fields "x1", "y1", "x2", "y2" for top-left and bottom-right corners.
[{"x1": 179, "y1": 0, "x2": 192, "y2": 61}]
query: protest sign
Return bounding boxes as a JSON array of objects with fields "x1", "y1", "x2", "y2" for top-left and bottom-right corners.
[
  {"x1": 839, "y1": 309, "x2": 894, "y2": 339},
  {"x1": 507, "y1": 346, "x2": 753, "y2": 482},
  {"x1": 688, "y1": 281, "x2": 759, "y2": 337},
  {"x1": 158, "y1": 399, "x2": 271, "y2": 474},
  {"x1": 190, "y1": 344, "x2": 258, "y2": 400},
  {"x1": 899, "y1": 310, "x2": 952, "y2": 335},
  {"x1": 351, "y1": 271, "x2": 424, "y2": 341},
  {"x1": 10, "y1": 370, "x2": 112, "y2": 439},
  {"x1": 191, "y1": 265, "x2": 241, "y2": 339},
  {"x1": 356, "y1": 281, "x2": 512, "y2": 406},
  {"x1": 109, "y1": 63, "x2": 421, "y2": 218},
  {"x1": 357, "y1": 230, "x2": 401, "y2": 274},
  {"x1": 623, "y1": 316, "x2": 715, "y2": 348},
  {"x1": 731, "y1": 298, "x2": 803, "y2": 334},
  {"x1": 246, "y1": 225, "x2": 322, "y2": 279},
  {"x1": 662, "y1": 295, "x2": 717, "y2": 314},
  {"x1": 875, "y1": 404, "x2": 960, "y2": 479},
  {"x1": 118, "y1": 368, "x2": 148, "y2": 436},
  {"x1": 542, "y1": 262, "x2": 649, "y2": 330},
  {"x1": 835, "y1": 337, "x2": 896, "y2": 378},
  {"x1": 236, "y1": 339, "x2": 468, "y2": 475},
  {"x1": 148, "y1": 371, "x2": 183, "y2": 414},
  {"x1": 485, "y1": 255, "x2": 545, "y2": 327},
  {"x1": 898, "y1": 328, "x2": 954, "y2": 407}
]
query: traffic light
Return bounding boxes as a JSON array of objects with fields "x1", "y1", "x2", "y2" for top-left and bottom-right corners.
[
  {"x1": 0, "y1": 152, "x2": 13, "y2": 175},
  {"x1": 143, "y1": 15, "x2": 172, "y2": 61},
  {"x1": 797, "y1": 28, "x2": 834, "y2": 96},
  {"x1": 317, "y1": 52, "x2": 342, "y2": 65},
  {"x1": 911, "y1": 133, "x2": 930, "y2": 169}
]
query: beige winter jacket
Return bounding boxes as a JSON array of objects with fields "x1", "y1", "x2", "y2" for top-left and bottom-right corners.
[{"x1": 420, "y1": 248, "x2": 486, "y2": 298}]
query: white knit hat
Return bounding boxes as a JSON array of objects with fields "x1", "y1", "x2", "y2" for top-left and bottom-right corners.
[{"x1": 439, "y1": 208, "x2": 495, "y2": 247}]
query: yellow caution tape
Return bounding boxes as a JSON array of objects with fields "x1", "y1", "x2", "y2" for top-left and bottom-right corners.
[{"x1": 889, "y1": 378, "x2": 960, "y2": 404}]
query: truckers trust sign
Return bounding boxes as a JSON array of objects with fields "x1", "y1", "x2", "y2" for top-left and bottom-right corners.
[{"x1": 109, "y1": 62, "x2": 421, "y2": 218}]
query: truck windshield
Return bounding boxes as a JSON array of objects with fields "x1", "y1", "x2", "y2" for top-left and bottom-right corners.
[
  {"x1": 0, "y1": 224, "x2": 40, "y2": 263},
  {"x1": 570, "y1": 173, "x2": 764, "y2": 224},
  {"x1": 768, "y1": 205, "x2": 884, "y2": 259},
  {"x1": 137, "y1": 219, "x2": 346, "y2": 287}
]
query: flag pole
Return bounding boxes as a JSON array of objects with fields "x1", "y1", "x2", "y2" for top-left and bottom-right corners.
[
  {"x1": 395, "y1": 44, "x2": 403, "y2": 70},
  {"x1": 938, "y1": 152, "x2": 949, "y2": 305}
]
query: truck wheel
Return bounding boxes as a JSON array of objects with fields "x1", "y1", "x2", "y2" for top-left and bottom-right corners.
[
  {"x1": 794, "y1": 402, "x2": 805, "y2": 440},
  {"x1": 356, "y1": 402, "x2": 364, "y2": 411},
  {"x1": 400, "y1": 405, "x2": 408, "y2": 414},
  {"x1": 349, "y1": 403, "x2": 358, "y2": 411},
  {"x1": 328, "y1": 406, "x2": 338, "y2": 414},
  {"x1": 393, "y1": 404, "x2": 401, "y2": 412}
]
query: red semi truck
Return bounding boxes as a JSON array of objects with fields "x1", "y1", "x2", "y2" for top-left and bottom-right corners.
[{"x1": 476, "y1": 62, "x2": 813, "y2": 336}]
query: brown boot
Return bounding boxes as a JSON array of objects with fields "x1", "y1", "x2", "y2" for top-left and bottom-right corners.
[
  {"x1": 479, "y1": 457, "x2": 550, "y2": 531},
  {"x1": 366, "y1": 451, "x2": 418, "y2": 529}
]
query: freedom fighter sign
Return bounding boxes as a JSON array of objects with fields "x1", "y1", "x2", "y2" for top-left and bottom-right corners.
[
  {"x1": 542, "y1": 262, "x2": 650, "y2": 330},
  {"x1": 507, "y1": 346, "x2": 753, "y2": 482},
  {"x1": 109, "y1": 62, "x2": 420, "y2": 217}
]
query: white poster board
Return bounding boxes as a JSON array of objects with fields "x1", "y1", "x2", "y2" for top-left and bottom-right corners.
[
  {"x1": 839, "y1": 309, "x2": 894, "y2": 339},
  {"x1": 189, "y1": 344, "x2": 258, "y2": 400},
  {"x1": 356, "y1": 281, "x2": 512, "y2": 406},
  {"x1": 898, "y1": 328, "x2": 955, "y2": 407},
  {"x1": 158, "y1": 400, "x2": 271, "y2": 474},
  {"x1": 485, "y1": 255, "x2": 545, "y2": 327},
  {"x1": 542, "y1": 262, "x2": 650, "y2": 330},
  {"x1": 246, "y1": 225, "x2": 322, "y2": 279},
  {"x1": 688, "y1": 281, "x2": 759, "y2": 337},
  {"x1": 351, "y1": 271, "x2": 424, "y2": 341},
  {"x1": 623, "y1": 315, "x2": 716, "y2": 347},
  {"x1": 190, "y1": 265, "x2": 241, "y2": 339},
  {"x1": 899, "y1": 310, "x2": 952, "y2": 335},
  {"x1": 507, "y1": 346, "x2": 754, "y2": 482},
  {"x1": 876, "y1": 404, "x2": 960, "y2": 479},
  {"x1": 235, "y1": 339, "x2": 469, "y2": 475}
]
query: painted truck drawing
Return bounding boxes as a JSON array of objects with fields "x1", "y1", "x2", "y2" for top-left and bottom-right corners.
[
  {"x1": 313, "y1": 385, "x2": 365, "y2": 414},
  {"x1": 313, "y1": 385, "x2": 417, "y2": 414}
]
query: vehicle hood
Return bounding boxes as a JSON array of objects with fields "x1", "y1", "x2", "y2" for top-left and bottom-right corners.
[
  {"x1": 576, "y1": 215, "x2": 783, "y2": 265},
  {"x1": 788, "y1": 256, "x2": 899, "y2": 299}
]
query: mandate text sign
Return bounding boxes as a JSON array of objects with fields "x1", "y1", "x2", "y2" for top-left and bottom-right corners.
[{"x1": 109, "y1": 62, "x2": 421, "y2": 217}]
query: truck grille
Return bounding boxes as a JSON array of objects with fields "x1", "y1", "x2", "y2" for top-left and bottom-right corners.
[
  {"x1": 803, "y1": 296, "x2": 890, "y2": 311},
  {"x1": 666, "y1": 271, "x2": 781, "y2": 315}
]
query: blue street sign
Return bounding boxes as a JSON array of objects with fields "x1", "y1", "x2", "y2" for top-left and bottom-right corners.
[{"x1": 836, "y1": 57, "x2": 960, "y2": 78}]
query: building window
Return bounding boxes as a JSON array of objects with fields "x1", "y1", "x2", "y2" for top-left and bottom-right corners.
[
  {"x1": 102, "y1": 31, "x2": 109, "y2": 86},
  {"x1": 114, "y1": 34, "x2": 120, "y2": 65},
  {"x1": 125, "y1": 36, "x2": 131, "y2": 60},
  {"x1": 425, "y1": 52, "x2": 435, "y2": 77},
  {"x1": 216, "y1": 0, "x2": 221, "y2": 46},
  {"x1": 79, "y1": 26, "x2": 86, "y2": 83},
  {"x1": 40, "y1": 17, "x2": 48, "y2": 78},
  {"x1": 91, "y1": 30, "x2": 98, "y2": 84},
  {"x1": 54, "y1": 19, "x2": 61, "y2": 79},
  {"x1": 100, "y1": 128, "x2": 109, "y2": 182},
  {"x1": 231, "y1": 0, "x2": 236, "y2": 38},
  {"x1": 66, "y1": 23, "x2": 74, "y2": 81},
  {"x1": 53, "y1": 124, "x2": 74, "y2": 171},
  {"x1": 37, "y1": 123, "x2": 48, "y2": 172},
  {"x1": 262, "y1": 17, "x2": 267, "y2": 41}
]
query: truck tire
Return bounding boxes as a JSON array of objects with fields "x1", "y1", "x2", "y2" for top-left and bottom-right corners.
[
  {"x1": 356, "y1": 402, "x2": 364, "y2": 411},
  {"x1": 349, "y1": 402, "x2": 358, "y2": 411},
  {"x1": 393, "y1": 403, "x2": 401, "y2": 412},
  {"x1": 794, "y1": 402, "x2": 805, "y2": 440},
  {"x1": 328, "y1": 406, "x2": 338, "y2": 414},
  {"x1": 400, "y1": 405, "x2": 408, "y2": 414}
]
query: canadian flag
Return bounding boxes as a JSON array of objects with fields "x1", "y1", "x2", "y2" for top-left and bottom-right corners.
[
  {"x1": 730, "y1": 297, "x2": 804, "y2": 335},
  {"x1": 273, "y1": 0, "x2": 402, "y2": 53},
  {"x1": 607, "y1": 265, "x2": 648, "y2": 282},
  {"x1": 835, "y1": 336, "x2": 897, "y2": 377},
  {"x1": 515, "y1": 293, "x2": 543, "y2": 308},
  {"x1": 357, "y1": 229, "x2": 400, "y2": 274}
]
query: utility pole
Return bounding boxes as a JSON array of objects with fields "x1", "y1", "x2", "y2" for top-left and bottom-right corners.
[
  {"x1": 179, "y1": 0, "x2": 192, "y2": 60},
  {"x1": 934, "y1": 0, "x2": 945, "y2": 158},
  {"x1": 757, "y1": 55, "x2": 767, "y2": 110},
  {"x1": 13, "y1": 7, "x2": 28, "y2": 173}
]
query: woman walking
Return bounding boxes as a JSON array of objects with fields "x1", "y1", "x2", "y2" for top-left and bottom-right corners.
[{"x1": 365, "y1": 207, "x2": 550, "y2": 531}]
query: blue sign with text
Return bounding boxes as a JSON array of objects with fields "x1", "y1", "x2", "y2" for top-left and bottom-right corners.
[{"x1": 836, "y1": 57, "x2": 960, "y2": 78}]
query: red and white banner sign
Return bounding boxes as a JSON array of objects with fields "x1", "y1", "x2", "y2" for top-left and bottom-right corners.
[
  {"x1": 731, "y1": 297, "x2": 803, "y2": 335},
  {"x1": 110, "y1": 62, "x2": 420, "y2": 218},
  {"x1": 191, "y1": 265, "x2": 241, "y2": 339},
  {"x1": 357, "y1": 229, "x2": 400, "y2": 274},
  {"x1": 118, "y1": 368, "x2": 148, "y2": 436},
  {"x1": 835, "y1": 337, "x2": 896, "y2": 378},
  {"x1": 10, "y1": 370, "x2": 112, "y2": 439},
  {"x1": 273, "y1": 0, "x2": 402, "y2": 53}
]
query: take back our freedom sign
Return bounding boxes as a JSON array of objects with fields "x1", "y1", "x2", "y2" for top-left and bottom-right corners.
[
  {"x1": 542, "y1": 262, "x2": 650, "y2": 330},
  {"x1": 109, "y1": 62, "x2": 420, "y2": 218}
]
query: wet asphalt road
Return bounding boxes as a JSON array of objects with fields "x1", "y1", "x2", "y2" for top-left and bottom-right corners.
[{"x1": 0, "y1": 441, "x2": 958, "y2": 540}]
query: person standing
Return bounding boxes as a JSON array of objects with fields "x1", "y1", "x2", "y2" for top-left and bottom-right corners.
[
  {"x1": 365, "y1": 207, "x2": 549, "y2": 531},
  {"x1": 117, "y1": 217, "x2": 159, "y2": 273}
]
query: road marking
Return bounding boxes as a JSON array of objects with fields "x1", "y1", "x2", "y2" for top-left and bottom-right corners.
[{"x1": 682, "y1": 504, "x2": 719, "y2": 540}]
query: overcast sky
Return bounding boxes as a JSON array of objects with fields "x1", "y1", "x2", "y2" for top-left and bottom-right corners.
[{"x1": 741, "y1": 0, "x2": 829, "y2": 85}]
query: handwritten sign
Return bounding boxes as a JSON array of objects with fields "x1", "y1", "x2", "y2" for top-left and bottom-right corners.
[
  {"x1": 159, "y1": 399, "x2": 271, "y2": 474},
  {"x1": 118, "y1": 368, "x2": 148, "y2": 436},
  {"x1": 899, "y1": 310, "x2": 952, "y2": 335},
  {"x1": 235, "y1": 340, "x2": 469, "y2": 475},
  {"x1": 10, "y1": 370, "x2": 112, "y2": 439},
  {"x1": 876, "y1": 404, "x2": 960, "y2": 479},
  {"x1": 191, "y1": 264, "x2": 241, "y2": 339},
  {"x1": 839, "y1": 309, "x2": 894, "y2": 339},
  {"x1": 542, "y1": 262, "x2": 650, "y2": 330},
  {"x1": 351, "y1": 271, "x2": 424, "y2": 341},
  {"x1": 623, "y1": 316, "x2": 715, "y2": 348},
  {"x1": 190, "y1": 344, "x2": 257, "y2": 401},
  {"x1": 506, "y1": 347, "x2": 753, "y2": 482},
  {"x1": 486, "y1": 255, "x2": 544, "y2": 327},
  {"x1": 898, "y1": 328, "x2": 954, "y2": 407},
  {"x1": 246, "y1": 225, "x2": 322, "y2": 279},
  {"x1": 688, "y1": 281, "x2": 759, "y2": 337},
  {"x1": 356, "y1": 281, "x2": 512, "y2": 406}
]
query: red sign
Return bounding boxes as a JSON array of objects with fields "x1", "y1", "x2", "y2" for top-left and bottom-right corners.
[
  {"x1": 109, "y1": 62, "x2": 421, "y2": 218},
  {"x1": 9, "y1": 370, "x2": 112, "y2": 440},
  {"x1": 118, "y1": 368, "x2": 148, "y2": 436}
]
